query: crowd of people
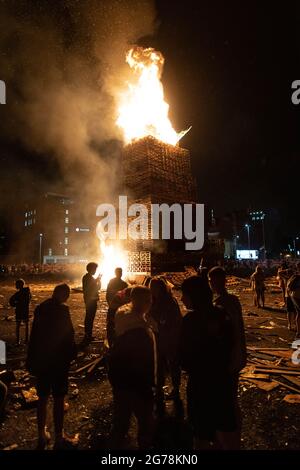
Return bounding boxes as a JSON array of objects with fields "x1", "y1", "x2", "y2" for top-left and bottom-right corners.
[
  {"x1": 0, "y1": 258, "x2": 289, "y2": 280},
  {"x1": 0, "y1": 263, "x2": 84, "y2": 280},
  {"x1": 1, "y1": 259, "x2": 300, "y2": 450},
  {"x1": 0, "y1": 262, "x2": 247, "y2": 451}
]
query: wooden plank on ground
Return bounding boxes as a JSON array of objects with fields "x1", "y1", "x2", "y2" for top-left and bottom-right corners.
[
  {"x1": 247, "y1": 347, "x2": 290, "y2": 351},
  {"x1": 249, "y1": 352, "x2": 277, "y2": 361},
  {"x1": 283, "y1": 394, "x2": 300, "y2": 404},
  {"x1": 74, "y1": 358, "x2": 100, "y2": 374},
  {"x1": 253, "y1": 368, "x2": 300, "y2": 376},
  {"x1": 241, "y1": 373, "x2": 270, "y2": 380},
  {"x1": 87, "y1": 356, "x2": 104, "y2": 374},
  {"x1": 272, "y1": 379, "x2": 300, "y2": 394},
  {"x1": 282, "y1": 375, "x2": 300, "y2": 388},
  {"x1": 245, "y1": 379, "x2": 279, "y2": 391}
]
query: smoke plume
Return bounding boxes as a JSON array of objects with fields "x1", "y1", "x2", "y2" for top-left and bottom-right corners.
[{"x1": 0, "y1": 0, "x2": 157, "y2": 206}]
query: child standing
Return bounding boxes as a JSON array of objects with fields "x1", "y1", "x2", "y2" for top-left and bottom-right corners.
[{"x1": 9, "y1": 279, "x2": 31, "y2": 345}]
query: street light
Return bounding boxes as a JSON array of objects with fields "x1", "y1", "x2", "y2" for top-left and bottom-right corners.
[
  {"x1": 233, "y1": 235, "x2": 239, "y2": 258},
  {"x1": 39, "y1": 233, "x2": 43, "y2": 264},
  {"x1": 245, "y1": 224, "x2": 251, "y2": 251}
]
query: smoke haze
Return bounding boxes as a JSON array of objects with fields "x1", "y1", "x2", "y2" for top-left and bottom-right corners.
[{"x1": 0, "y1": 0, "x2": 157, "y2": 206}]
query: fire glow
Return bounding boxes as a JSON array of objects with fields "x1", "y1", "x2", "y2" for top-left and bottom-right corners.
[
  {"x1": 116, "y1": 46, "x2": 190, "y2": 146},
  {"x1": 96, "y1": 239, "x2": 128, "y2": 289},
  {"x1": 97, "y1": 47, "x2": 192, "y2": 286}
]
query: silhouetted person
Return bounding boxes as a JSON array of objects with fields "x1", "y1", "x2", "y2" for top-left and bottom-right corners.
[
  {"x1": 287, "y1": 262, "x2": 300, "y2": 338},
  {"x1": 82, "y1": 262, "x2": 100, "y2": 345},
  {"x1": 278, "y1": 263, "x2": 295, "y2": 330},
  {"x1": 108, "y1": 286, "x2": 156, "y2": 449},
  {"x1": 106, "y1": 268, "x2": 128, "y2": 347},
  {"x1": 9, "y1": 279, "x2": 31, "y2": 345},
  {"x1": 250, "y1": 265, "x2": 266, "y2": 308},
  {"x1": 149, "y1": 277, "x2": 182, "y2": 408},
  {"x1": 179, "y1": 275, "x2": 234, "y2": 450},
  {"x1": 26, "y1": 284, "x2": 77, "y2": 450},
  {"x1": 208, "y1": 266, "x2": 247, "y2": 450},
  {"x1": 277, "y1": 262, "x2": 287, "y2": 306},
  {"x1": 0, "y1": 380, "x2": 7, "y2": 420}
]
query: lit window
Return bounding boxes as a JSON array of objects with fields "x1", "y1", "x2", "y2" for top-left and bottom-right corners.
[
  {"x1": 65, "y1": 237, "x2": 68, "y2": 245},
  {"x1": 64, "y1": 248, "x2": 68, "y2": 256},
  {"x1": 34, "y1": 209, "x2": 36, "y2": 214},
  {"x1": 25, "y1": 221, "x2": 27, "y2": 227},
  {"x1": 48, "y1": 248, "x2": 52, "y2": 256},
  {"x1": 25, "y1": 212, "x2": 27, "y2": 218},
  {"x1": 65, "y1": 209, "x2": 69, "y2": 215},
  {"x1": 33, "y1": 218, "x2": 36, "y2": 224},
  {"x1": 65, "y1": 217, "x2": 69, "y2": 224},
  {"x1": 65, "y1": 227, "x2": 69, "y2": 233}
]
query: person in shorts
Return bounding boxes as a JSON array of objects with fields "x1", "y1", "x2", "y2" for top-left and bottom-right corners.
[{"x1": 9, "y1": 279, "x2": 31, "y2": 344}]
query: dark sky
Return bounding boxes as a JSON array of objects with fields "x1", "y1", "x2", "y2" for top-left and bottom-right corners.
[
  {"x1": 1, "y1": 0, "x2": 300, "y2": 238},
  {"x1": 152, "y1": 1, "x2": 300, "y2": 235}
]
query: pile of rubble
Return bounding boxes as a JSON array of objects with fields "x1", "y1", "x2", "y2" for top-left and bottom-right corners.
[{"x1": 241, "y1": 347, "x2": 300, "y2": 403}]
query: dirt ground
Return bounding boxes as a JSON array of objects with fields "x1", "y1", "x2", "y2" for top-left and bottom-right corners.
[{"x1": 0, "y1": 275, "x2": 299, "y2": 450}]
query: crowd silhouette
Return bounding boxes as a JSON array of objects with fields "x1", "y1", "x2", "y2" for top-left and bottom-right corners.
[{"x1": 1, "y1": 260, "x2": 300, "y2": 450}]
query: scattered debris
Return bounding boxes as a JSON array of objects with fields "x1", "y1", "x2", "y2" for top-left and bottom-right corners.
[
  {"x1": 283, "y1": 395, "x2": 300, "y2": 404},
  {"x1": 73, "y1": 354, "x2": 106, "y2": 376},
  {"x1": 272, "y1": 380, "x2": 300, "y2": 394},
  {"x1": 282, "y1": 375, "x2": 300, "y2": 388},
  {"x1": 87, "y1": 356, "x2": 105, "y2": 375},
  {"x1": 249, "y1": 352, "x2": 277, "y2": 361},
  {"x1": 257, "y1": 326, "x2": 274, "y2": 330},
  {"x1": 279, "y1": 337, "x2": 288, "y2": 343},
  {"x1": 244, "y1": 380, "x2": 279, "y2": 392},
  {"x1": 21, "y1": 387, "x2": 38, "y2": 407},
  {"x1": 80, "y1": 414, "x2": 90, "y2": 421},
  {"x1": 253, "y1": 367, "x2": 300, "y2": 376},
  {"x1": 3, "y1": 444, "x2": 18, "y2": 451},
  {"x1": 70, "y1": 388, "x2": 79, "y2": 399},
  {"x1": 4, "y1": 315, "x2": 14, "y2": 321},
  {"x1": 241, "y1": 373, "x2": 270, "y2": 380},
  {"x1": 64, "y1": 401, "x2": 70, "y2": 412}
]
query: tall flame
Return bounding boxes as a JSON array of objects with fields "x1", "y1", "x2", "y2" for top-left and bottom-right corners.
[{"x1": 117, "y1": 46, "x2": 190, "y2": 146}]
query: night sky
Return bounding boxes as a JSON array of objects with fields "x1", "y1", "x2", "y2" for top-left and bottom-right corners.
[
  {"x1": 1, "y1": 0, "x2": 300, "y2": 241},
  {"x1": 152, "y1": 1, "x2": 300, "y2": 233}
]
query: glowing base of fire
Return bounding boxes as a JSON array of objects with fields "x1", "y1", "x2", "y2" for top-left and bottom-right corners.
[{"x1": 95, "y1": 242, "x2": 128, "y2": 290}]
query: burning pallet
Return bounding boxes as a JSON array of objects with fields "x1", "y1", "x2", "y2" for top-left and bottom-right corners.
[{"x1": 122, "y1": 136, "x2": 199, "y2": 274}]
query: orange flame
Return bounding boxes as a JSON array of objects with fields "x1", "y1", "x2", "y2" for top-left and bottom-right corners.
[
  {"x1": 95, "y1": 223, "x2": 128, "y2": 289},
  {"x1": 117, "y1": 46, "x2": 190, "y2": 146}
]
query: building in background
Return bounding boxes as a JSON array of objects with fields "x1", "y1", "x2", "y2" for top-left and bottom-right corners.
[{"x1": 21, "y1": 193, "x2": 98, "y2": 264}]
